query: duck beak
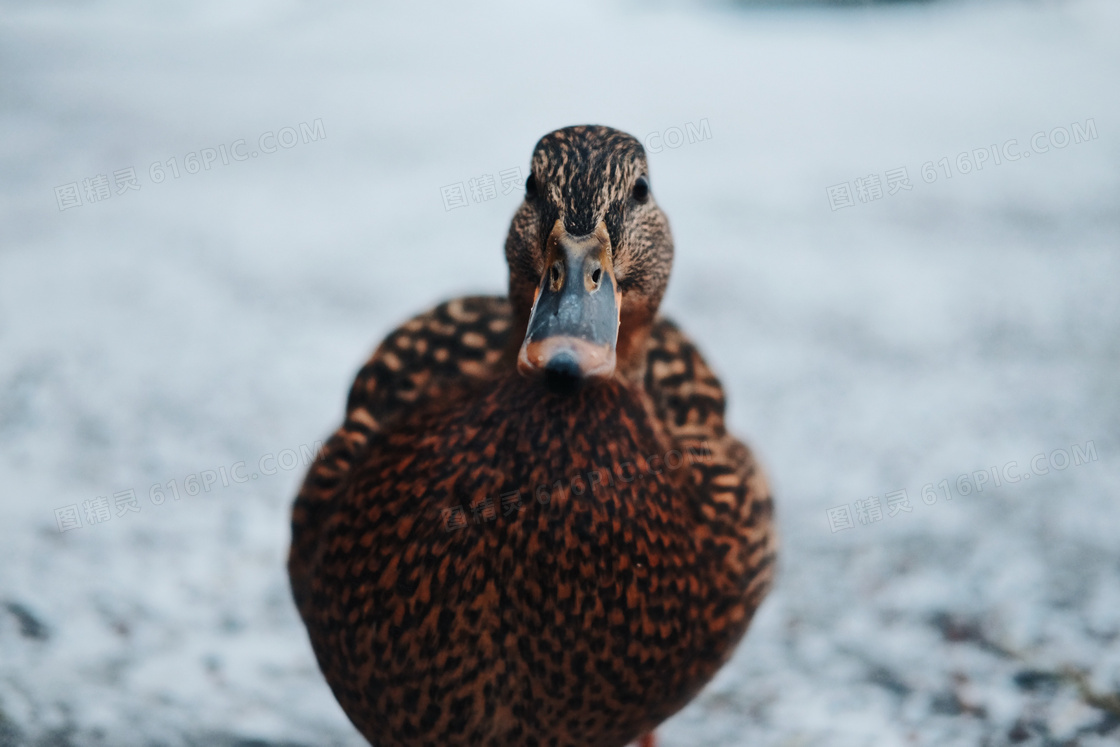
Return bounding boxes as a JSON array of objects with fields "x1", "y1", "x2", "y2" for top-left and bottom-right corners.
[{"x1": 518, "y1": 220, "x2": 620, "y2": 386}]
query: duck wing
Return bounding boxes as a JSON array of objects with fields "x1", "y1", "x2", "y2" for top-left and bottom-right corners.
[
  {"x1": 642, "y1": 317, "x2": 776, "y2": 611},
  {"x1": 289, "y1": 295, "x2": 512, "y2": 609}
]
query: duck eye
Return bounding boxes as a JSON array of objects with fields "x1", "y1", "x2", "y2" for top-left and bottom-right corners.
[
  {"x1": 632, "y1": 176, "x2": 649, "y2": 203},
  {"x1": 525, "y1": 174, "x2": 538, "y2": 199}
]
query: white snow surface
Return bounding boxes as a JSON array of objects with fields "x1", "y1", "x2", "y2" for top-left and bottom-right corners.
[{"x1": 1, "y1": 0, "x2": 1119, "y2": 745}]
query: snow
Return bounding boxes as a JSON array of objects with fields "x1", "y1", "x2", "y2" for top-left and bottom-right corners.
[{"x1": 1, "y1": 0, "x2": 1118, "y2": 744}]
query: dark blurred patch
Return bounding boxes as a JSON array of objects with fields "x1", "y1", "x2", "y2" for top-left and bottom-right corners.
[
  {"x1": 29, "y1": 726, "x2": 75, "y2": 747},
  {"x1": 930, "y1": 611, "x2": 983, "y2": 642},
  {"x1": 1006, "y1": 718, "x2": 1034, "y2": 743},
  {"x1": 1093, "y1": 711, "x2": 1120, "y2": 736},
  {"x1": 867, "y1": 664, "x2": 911, "y2": 698},
  {"x1": 0, "y1": 706, "x2": 24, "y2": 747},
  {"x1": 929, "y1": 611, "x2": 1013, "y2": 657},
  {"x1": 192, "y1": 738, "x2": 316, "y2": 747},
  {"x1": 0, "y1": 359, "x2": 53, "y2": 441},
  {"x1": 1063, "y1": 667, "x2": 1120, "y2": 718},
  {"x1": 930, "y1": 691, "x2": 963, "y2": 715},
  {"x1": 3, "y1": 601, "x2": 49, "y2": 641},
  {"x1": 933, "y1": 687, "x2": 988, "y2": 719},
  {"x1": 1013, "y1": 668, "x2": 1062, "y2": 694}
]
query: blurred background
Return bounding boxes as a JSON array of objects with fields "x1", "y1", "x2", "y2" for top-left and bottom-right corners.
[{"x1": 1, "y1": 0, "x2": 1118, "y2": 745}]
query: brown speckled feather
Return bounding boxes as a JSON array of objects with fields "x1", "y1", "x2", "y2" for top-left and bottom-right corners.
[
  {"x1": 289, "y1": 296, "x2": 514, "y2": 613},
  {"x1": 290, "y1": 296, "x2": 775, "y2": 747}
]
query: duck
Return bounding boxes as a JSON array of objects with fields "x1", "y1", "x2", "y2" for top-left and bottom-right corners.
[{"x1": 288, "y1": 125, "x2": 776, "y2": 747}]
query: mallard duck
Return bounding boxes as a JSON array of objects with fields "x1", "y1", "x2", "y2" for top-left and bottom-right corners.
[{"x1": 288, "y1": 125, "x2": 776, "y2": 747}]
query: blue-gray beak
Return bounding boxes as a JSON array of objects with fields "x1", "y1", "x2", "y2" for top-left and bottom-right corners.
[{"x1": 518, "y1": 220, "x2": 620, "y2": 386}]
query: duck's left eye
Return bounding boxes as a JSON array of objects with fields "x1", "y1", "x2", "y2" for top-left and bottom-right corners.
[{"x1": 632, "y1": 176, "x2": 650, "y2": 204}]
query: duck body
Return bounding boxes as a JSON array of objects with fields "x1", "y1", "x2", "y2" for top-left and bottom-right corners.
[{"x1": 290, "y1": 127, "x2": 776, "y2": 747}]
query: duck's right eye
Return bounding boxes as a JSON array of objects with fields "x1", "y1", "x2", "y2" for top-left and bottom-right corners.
[
  {"x1": 632, "y1": 176, "x2": 650, "y2": 203},
  {"x1": 525, "y1": 175, "x2": 538, "y2": 199}
]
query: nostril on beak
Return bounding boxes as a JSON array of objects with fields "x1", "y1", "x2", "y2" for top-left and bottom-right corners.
[
  {"x1": 549, "y1": 262, "x2": 563, "y2": 290},
  {"x1": 590, "y1": 267, "x2": 602, "y2": 286}
]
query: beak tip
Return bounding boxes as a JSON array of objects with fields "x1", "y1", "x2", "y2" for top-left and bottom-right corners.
[
  {"x1": 542, "y1": 352, "x2": 584, "y2": 394},
  {"x1": 518, "y1": 337, "x2": 617, "y2": 385},
  {"x1": 544, "y1": 351, "x2": 581, "y2": 378}
]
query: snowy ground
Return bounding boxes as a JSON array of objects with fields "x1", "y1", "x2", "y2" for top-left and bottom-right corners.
[{"x1": 1, "y1": 0, "x2": 1119, "y2": 745}]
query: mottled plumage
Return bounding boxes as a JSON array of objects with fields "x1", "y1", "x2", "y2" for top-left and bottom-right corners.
[{"x1": 289, "y1": 126, "x2": 776, "y2": 747}]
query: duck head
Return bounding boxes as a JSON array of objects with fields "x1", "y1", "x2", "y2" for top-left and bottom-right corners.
[{"x1": 506, "y1": 125, "x2": 674, "y2": 392}]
